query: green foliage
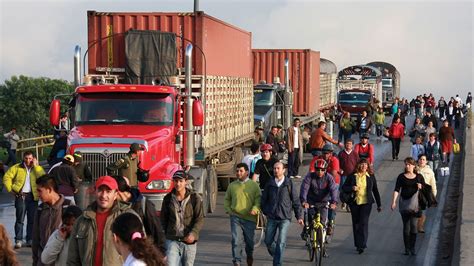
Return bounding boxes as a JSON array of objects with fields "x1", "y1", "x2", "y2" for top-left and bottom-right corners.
[{"x1": 0, "y1": 75, "x2": 74, "y2": 135}]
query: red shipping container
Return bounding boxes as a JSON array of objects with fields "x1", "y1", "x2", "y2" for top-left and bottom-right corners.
[
  {"x1": 252, "y1": 49, "x2": 320, "y2": 116},
  {"x1": 87, "y1": 11, "x2": 252, "y2": 78}
]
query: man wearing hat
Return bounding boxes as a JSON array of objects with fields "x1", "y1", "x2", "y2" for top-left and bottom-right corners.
[
  {"x1": 49, "y1": 154, "x2": 79, "y2": 204},
  {"x1": 107, "y1": 143, "x2": 144, "y2": 187},
  {"x1": 67, "y1": 176, "x2": 136, "y2": 265},
  {"x1": 354, "y1": 133, "x2": 375, "y2": 167},
  {"x1": 161, "y1": 170, "x2": 204, "y2": 265}
]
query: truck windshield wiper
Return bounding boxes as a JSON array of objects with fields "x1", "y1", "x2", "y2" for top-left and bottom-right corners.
[{"x1": 76, "y1": 120, "x2": 109, "y2": 125}]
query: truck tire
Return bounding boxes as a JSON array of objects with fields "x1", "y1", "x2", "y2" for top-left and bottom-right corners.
[
  {"x1": 202, "y1": 175, "x2": 209, "y2": 217},
  {"x1": 207, "y1": 165, "x2": 218, "y2": 213}
]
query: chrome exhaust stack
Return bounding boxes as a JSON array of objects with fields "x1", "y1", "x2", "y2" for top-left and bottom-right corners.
[
  {"x1": 184, "y1": 44, "x2": 195, "y2": 166},
  {"x1": 283, "y1": 59, "x2": 293, "y2": 130},
  {"x1": 74, "y1": 45, "x2": 81, "y2": 87}
]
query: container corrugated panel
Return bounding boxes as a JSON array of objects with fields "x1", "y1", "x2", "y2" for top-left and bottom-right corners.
[
  {"x1": 87, "y1": 11, "x2": 252, "y2": 78},
  {"x1": 320, "y1": 73, "x2": 337, "y2": 110},
  {"x1": 252, "y1": 49, "x2": 320, "y2": 116}
]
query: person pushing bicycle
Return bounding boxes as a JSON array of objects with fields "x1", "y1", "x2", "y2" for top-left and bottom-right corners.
[{"x1": 299, "y1": 159, "x2": 338, "y2": 245}]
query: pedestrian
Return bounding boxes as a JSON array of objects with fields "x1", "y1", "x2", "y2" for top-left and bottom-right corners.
[
  {"x1": 309, "y1": 144, "x2": 341, "y2": 234},
  {"x1": 41, "y1": 206, "x2": 82, "y2": 265},
  {"x1": 410, "y1": 137, "x2": 425, "y2": 161},
  {"x1": 2, "y1": 151, "x2": 45, "y2": 249},
  {"x1": 341, "y1": 159, "x2": 382, "y2": 254},
  {"x1": 438, "y1": 119, "x2": 456, "y2": 164},
  {"x1": 455, "y1": 94, "x2": 463, "y2": 106},
  {"x1": 224, "y1": 163, "x2": 261, "y2": 266},
  {"x1": 67, "y1": 175, "x2": 136, "y2": 265},
  {"x1": 414, "y1": 96, "x2": 423, "y2": 118},
  {"x1": 286, "y1": 118, "x2": 303, "y2": 179},
  {"x1": 388, "y1": 117, "x2": 405, "y2": 160},
  {"x1": 416, "y1": 155, "x2": 437, "y2": 233},
  {"x1": 437, "y1": 97, "x2": 447, "y2": 120},
  {"x1": 33, "y1": 174, "x2": 73, "y2": 266},
  {"x1": 252, "y1": 144, "x2": 279, "y2": 190},
  {"x1": 338, "y1": 138, "x2": 360, "y2": 211},
  {"x1": 161, "y1": 170, "x2": 204, "y2": 266},
  {"x1": 265, "y1": 126, "x2": 281, "y2": 157},
  {"x1": 425, "y1": 121, "x2": 437, "y2": 140},
  {"x1": 47, "y1": 130, "x2": 68, "y2": 166},
  {"x1": 409, "y1": 117, "x2": 426, "y2": 144},
  {"x1": 447, "y1": 101, "x2": 455, "y2": 125},
  {"x1": 262, "y1": 162, "x2": 303, "y2": 266},
  {"x1": 390, "y1": 157, "x2": 426, "y2": 256},
  {"x1": 310, "y1": 121, "x2": 342, "y2": 156},
  {"x1": 107, "y1": 143, "x2": 145, "y2": 187},
  {"x1": 424, "y1": 133, "x2": 442, "y2": 179},
  {"x1": 0, "y1": 224, "x2": 20, "y2": 266},
  {"x1": 112, "y1": 175, "x2": 167, "y2": 255},
  {"x1": 356, "y1": 110, "x2": 373, "y2": 135},
  {"x1": 242, "y1": 142, "x2": 261, "y2": 177},
  {"x1": 392, "y1": 108, "x2": 406, "y2": 128},
  {"x1": 354, "y1": 133, "x2": 374, "y2": 167},
  {"x1": 254, "y1": 126, "x2": 265, "y2": 144},
  {"x1": 422, "y1": 110, "x2": 438, "y2": 129},
  {"x1": 3, "y1": 128, "x2": 20, "y2": 165},
  {"x1": 339, "y1": 112, "x2": 356, "y2": 144},
  {"x1": 391, "y1": 98, "x2": 399, "y2": 116},
  {"x1": 111, "y1": 212, "x2": 166, "y2": 266},
  {"x1": 72, "y1": 151, "x2": 94, "y2": 209},
  {"x1": 466, "y1": 92, "x2": 472, "y2": 106},
  {"x1": 374, "y1": 108, "x2": 385, "y2": 140},
  {"x1": 48, "y1": 155, "x2": 79, "y2": 204},
  {"x1": 453, "y1": 101, "x2": 463, "y2": 129}
]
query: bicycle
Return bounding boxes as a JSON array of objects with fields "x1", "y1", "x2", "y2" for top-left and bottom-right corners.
[
  {"x1": 303, "y1": 202, "x2": 329, "y2": 266},
  {"x1": 254, "y1": 210, "x2": 266, "y2": 248}
]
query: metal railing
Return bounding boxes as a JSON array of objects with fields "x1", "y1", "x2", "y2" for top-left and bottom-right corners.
[{"x1": 16, "y1": 135, "x2": 54, "y2": 159}]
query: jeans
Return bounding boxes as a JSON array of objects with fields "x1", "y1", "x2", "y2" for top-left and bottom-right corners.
[
  {"x1": 264, "y1": 219, "x2": 291, "y2": 266},
  {"x1": 166, "y1": 239, "x2": 197, "y2": 266},
  {"x1": 349, "y1": 203, "x2": 372, "y2": 249},
  {"x1": 14, "y1": 193, "x2": 38, "y2": 242},
  {"x1": 6, "y1": 149, "x2": 17, "y2": 165},
  {"x1": 391, "y1": 138, "x2": 401, "y2": 159},
  {"x1": 287, "y1": 148, "x2": 300, "y2": 177},
  {"x1": 230, "y1": 215, "x2": 256, "y2": 263},
  {"x1": 428, "y1": 160, "x2": 440, "y2": 180},
  {"x1": 375, "y1": 124, "x2": 384, "y2": 137}
]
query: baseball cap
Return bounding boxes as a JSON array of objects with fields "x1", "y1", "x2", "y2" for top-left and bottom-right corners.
[
  {"x1": 172, "y1": 170, "x2": 188, "y2": 180},
  {"x1": 64, "y1": 155, "x2": 75, "y2": 164},
  {"x1": 130, "y1": 143, "x2": 144, "y2": 152},
  {"x1": 73, "y1": 152, "x2": 83, "y2": 163},
  {"x1": 95, "y1": 176, "x2": 118, "y2": 190}
]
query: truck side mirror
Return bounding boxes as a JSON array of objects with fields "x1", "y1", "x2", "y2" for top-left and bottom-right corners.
[
  {"x1": 50, "y1": 99, "x2": 61, "y2": 127},
  {"x1": 192, "y1": 100, "x2": 204, "y2": 126}
]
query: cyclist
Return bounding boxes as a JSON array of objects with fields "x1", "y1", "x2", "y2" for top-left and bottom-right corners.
[
  {"x1": 300, "y1": 159, "x2": 338, "y2": 254},
  {"x1": 309, "y1": 144, "x2": 340, "y2": 236}
]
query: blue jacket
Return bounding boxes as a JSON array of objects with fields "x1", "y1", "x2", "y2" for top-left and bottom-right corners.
[
  {"x1": 262, "y1": 177, "x2": 302, "y2": 220},
  {"x1": 300, "y1": 172, "x2": 338, "y2": 205}
]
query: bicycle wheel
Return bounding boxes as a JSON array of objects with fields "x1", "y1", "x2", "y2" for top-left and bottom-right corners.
[
  {"x1": 254, "y1": 227, "x2": 265, "y2": 248},
  {"x1": 316, "y1": 227, "x2": 325, "y2": 266},
  {"x1": 306, "y1": 228, "x2": 315, "y2": 261}
]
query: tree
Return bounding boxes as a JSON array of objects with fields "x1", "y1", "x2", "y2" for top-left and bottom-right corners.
[{"x1": 0, "y1": 75, "x2": 74, "y2": 136}]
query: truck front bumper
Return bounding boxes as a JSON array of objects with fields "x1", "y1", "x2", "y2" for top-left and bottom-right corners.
[{"x1": 143, "y1": 193, "x2": 167, "y2": 213}]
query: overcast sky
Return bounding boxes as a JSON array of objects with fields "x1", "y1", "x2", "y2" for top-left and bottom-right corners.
[{"x1": 1, "y1": 0, "x2": 472, "y2": 100}]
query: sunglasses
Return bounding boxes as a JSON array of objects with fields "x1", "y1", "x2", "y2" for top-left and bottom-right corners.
[{"x1": 315, "y1": 168, "x2": 325, "y2": 172}]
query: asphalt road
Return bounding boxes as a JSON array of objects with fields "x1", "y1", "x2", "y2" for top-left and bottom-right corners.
[{"x1": 1, "y1": 115, "x2": 451, "y2": 265}]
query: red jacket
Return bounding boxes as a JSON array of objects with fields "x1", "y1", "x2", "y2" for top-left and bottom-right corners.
[
  {"x1": 354, "y1": 143, "x2": 374, "y2": 164},
  {"x1": 389, "y1": 122, "x2": 405, "y2": 139}
]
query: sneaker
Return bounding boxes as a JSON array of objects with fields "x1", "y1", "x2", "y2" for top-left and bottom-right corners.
[
  {"x1": 14, "y1": 240, "x2": 22, "y2": 249},
  {"x1": 290, "y1": 176, "x2": 295, "y2": 179},
  {"x1": 295, "y1": 175, "x2": 302, "y2": 179},
  {"x1": 25, "y1": 240, "x2": 32, "y2": 247}
]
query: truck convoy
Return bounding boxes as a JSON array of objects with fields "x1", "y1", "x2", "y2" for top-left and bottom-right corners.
[
  {"x1": 337, "y1": 65, "x2": 382, "y2": 116},
  {"x1": 251, "y1": 49, "x2": 322, "y2": 132},
  {"x1": 49, "y1": 11, "x2": 254, "y2": 214},
  {"x1": 366, "y1": 61, "x2": 400, "y2": 114}
]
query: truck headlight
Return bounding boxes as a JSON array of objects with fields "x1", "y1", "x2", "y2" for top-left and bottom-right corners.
[{"x1": 146, "y1": 180, "x2": 172, "y2": 190}]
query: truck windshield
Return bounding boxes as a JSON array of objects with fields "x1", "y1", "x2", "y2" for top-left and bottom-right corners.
[
  {"x1": 382, "y1": 79, "x2": 393, "y2": 87},
  {"x1": 75, "y1": 93, "x2": 174, "y2": 125},
  {"x1": 254, "y1": 89, "x2": 274, "y2": 106},
  {"x1": 339, "y1": 92, "x2": 371, "y2": 104}
]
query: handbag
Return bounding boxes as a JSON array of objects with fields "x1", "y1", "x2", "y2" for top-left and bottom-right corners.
[
  {"x1": 340, "y1": 190, "x2": 355, "y2": 204},
  {"x1": 256, "y1": 211, "x2": 267, "y2": 229},
  {"x1": 453, "y1": 143, "x2": 460, "y2": 154},
  {"x1": 399, "y1": 191, "x2": 420, "y2": 216}
]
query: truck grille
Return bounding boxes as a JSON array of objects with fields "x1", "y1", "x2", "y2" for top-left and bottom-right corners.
[{"x1": 81, "y1": 152, "x2": 128, "y2": 182}]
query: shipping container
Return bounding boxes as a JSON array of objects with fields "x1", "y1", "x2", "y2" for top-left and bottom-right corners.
[
  {"x1": 320, "y1": 58, "x2": 337, "y2": 111},
  {"x1": 87, "y1": 11, "x2": 252, "y2": 78},
  {"x1": 252, "y1": 49, "x2": 320, "y2": 117}
]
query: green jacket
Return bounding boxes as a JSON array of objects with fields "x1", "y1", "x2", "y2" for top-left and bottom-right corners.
[
  {"x1": 3, "y1": 163, "x2": 45, "y2": 200},
  {"x1": 224, "y1": 179, "x2": 261, "y2": 222},
  {"x1": 340, "y1": 117, "x2": 355, "y2": 133},
  {"x1": 374, "y1": 112, "x2": 385, "y2": 125},
  {"x1": 106, "y1": 153, "x2": 139, "y2": 186},
  {"x1": 66, "y1": 201, "x2": 135, "y2": 266}
]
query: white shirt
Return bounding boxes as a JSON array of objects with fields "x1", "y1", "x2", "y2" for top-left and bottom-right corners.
[
  {"x1": 293, "y1": 127, "x2": 299, "y2": 149},
  {"x1": 275, "y1": 176, "x2": 285, "y2": 187},
  {"x1": 123, "y1": 254, "x2": 146, "y2": 266},
  {"x1": 22, "y1": 164, "x2": 32, "y2": 193},
  {"x1": 239, "y1": 177, "x2": 250, "y2": 184}
]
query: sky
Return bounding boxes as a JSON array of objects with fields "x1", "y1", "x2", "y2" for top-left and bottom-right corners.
[{"x1": 0, "y1": 0, "x2": 473, "y2": 100}]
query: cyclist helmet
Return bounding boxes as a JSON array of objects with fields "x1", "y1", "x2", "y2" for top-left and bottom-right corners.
[
  {"x1": 313, "y1": 158, "x2": 328, "y2": 170},
  {"x1": 260, "y1": 144, "x2": 273, "y2": 152},
  {"x1": 322, "y1": 144, "x2": 334, "y2": 153}
]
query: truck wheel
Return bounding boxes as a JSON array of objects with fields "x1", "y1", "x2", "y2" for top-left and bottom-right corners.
[
  {"x1": 207, "y1": 166, "x2": 218, "y2": 213},
  {"x1": 200, "y1": 169, "x2": 209, "y2": 217}
]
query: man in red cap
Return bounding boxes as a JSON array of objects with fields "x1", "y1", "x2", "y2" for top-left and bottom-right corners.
[{"x1": 67, "y1": 176, "x2": 137, "y2": 266}]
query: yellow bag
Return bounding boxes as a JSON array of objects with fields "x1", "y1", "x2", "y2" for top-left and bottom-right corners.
[{"x1": 453, "y1": 143, "x2": 460, "y2": 154}]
